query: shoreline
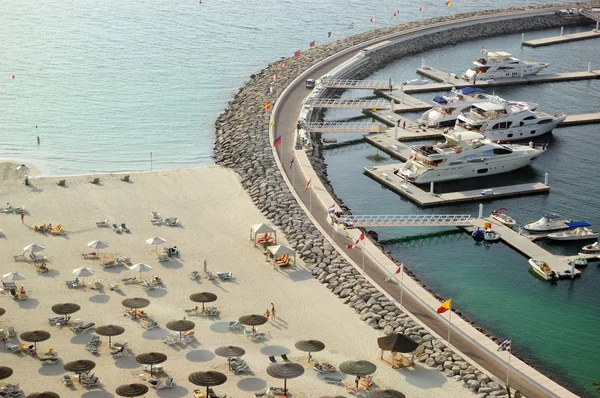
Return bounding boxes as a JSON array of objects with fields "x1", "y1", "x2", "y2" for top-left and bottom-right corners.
[{"x1": 213, "y1": 4, "x2": 595, "y2": 397}]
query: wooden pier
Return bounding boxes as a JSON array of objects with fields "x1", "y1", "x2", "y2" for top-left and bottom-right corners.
[
  {"x1": 522, "y1": 30, "x2": 600, "y2": 47},
  {"x1": 364, "y1": 164, "x2": 549, "y2": 207},
  {"x1": 467, "y1": 218, "x2": 581, "y2": 279}
]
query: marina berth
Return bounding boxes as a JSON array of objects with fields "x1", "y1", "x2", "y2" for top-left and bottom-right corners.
[
  {"x1": 528, "y1": 259, "x2": 559, "y2": 281},
  {"x1": 490, "y1": 208, "x2": 516, "y2": 227},
  {"x1": 547, "y1": 222, "x2": 598, "y2": 241},
  {"x1": 462, "y1": 49, "x2": 549, "y2": 82},
  {"x1": 454, "y1": 101, "x2": 566, "y2": 142},
  {"x1": 523, "y1": 214, "x2": 572, "y2": 233},
  {"x1": 398, "y1": 131, "x2": 545, "y2": 184}
]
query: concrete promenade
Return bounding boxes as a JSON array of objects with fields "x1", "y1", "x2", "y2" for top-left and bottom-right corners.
[{"x1": 271, "y1": 7, "x2": 580, "y2": 398}]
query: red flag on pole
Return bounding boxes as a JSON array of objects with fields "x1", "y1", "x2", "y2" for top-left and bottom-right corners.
[
  {"x1": 309, "y1": 40, "x2": 315, "y2": 48},
  {"x1": 303, "y1": 179, "x2": 311, "y2": 192},
  {"x1": 294, "y1": 50, "x2": 301, "y2": 57},
  {"x1": 347, "y1": 232, "x2": 365, "y2": 249}
]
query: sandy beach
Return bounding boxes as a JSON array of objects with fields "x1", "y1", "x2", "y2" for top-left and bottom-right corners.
[{"x1": 0, "y1": 164, "x2": 473, "y2": 397}]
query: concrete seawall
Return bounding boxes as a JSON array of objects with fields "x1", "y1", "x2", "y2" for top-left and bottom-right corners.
[{"x1": 213, "y1": 4, "x2": 596, "y2": 397}]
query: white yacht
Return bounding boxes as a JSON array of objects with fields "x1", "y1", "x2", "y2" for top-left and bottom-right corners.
[
  {"x1": 420, "y1": 87, "x2": 539, "y2": 128},
  {"x1": 547, "y1": 223, "x2": 598, "y2": 241},
  {"x1": 523, "y1": 214, "x2": 572, "y2": 233},
  {"x1": 528, "y1": 259, "x2": 558, "y2": 281},
  {"x1": 454, "y1": 101, "x2": 566, "y2": 142},
  {"x1": 398, "y1": 131, "x2": 545, "y2": 184},
  {"x1": 462, "y1": 49, "x2": 549, "y2": 82}
]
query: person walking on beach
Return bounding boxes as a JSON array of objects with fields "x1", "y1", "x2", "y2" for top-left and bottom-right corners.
[
  {"x1": 1, "y1": 336, "x2": 7, "y2": 348},
  {"x1": 271, "y1": 303, "x2": 276, "y2": 320},
  {"x1": 265, "y1": 309, "x2": 270, "y2": 321},
  {"x1": 37, "y1": 135, "x2": 40, "y2": 145},
  {"x1": 20, "y1": 212, "x2": 24, "y2": 223}
]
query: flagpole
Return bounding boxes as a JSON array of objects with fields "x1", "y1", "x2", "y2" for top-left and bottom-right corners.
[
  {"x1": 400, "y1": 264, "x2": 404, "y2": 309},
  {"x1": 309, "y1": 187, "x2": 312, "y2": 214},
  {"x1": 447, "y1": 302, "x2": 452, "y2": 346},
  {"x1": 362, "y1": 237, "x2": 366, "y2": 271},
  {"x1": 507, "y1": 344, "x2": 511, "y2": 387}
]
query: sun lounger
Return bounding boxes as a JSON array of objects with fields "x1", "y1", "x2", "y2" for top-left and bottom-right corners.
[
  {"x1": 210, "y1": 306, "x2": 219, "y2": 316},
  {"x1": 65, "y1": 278, "x2": 80, "y2": 289},
  {"x1": 143, "y1": 281, "x2": 156, "y2": 290},
  {"x1": 185, "y1": 306, "x2": 199, "y2": 315},
  {"x1": 49, "y1": 315, "x2": 70, "y2": 325},
  {"x1": 165, "y1": 217, "x2": 179, "y2": 226},
  {"x1": 142, "y1": 364, "x2": 164, "y2": 373},
  {"x1": 108, "y1": 283, "x2": 121, "y2": 291},
  {"x1": 149, "y1": 376, "x2": 173, "y2": 390},
  {"x1": 228, "y1": 321, "x2": 242, "y2": 331},
  {"x1": 1, "y1": 280, "x2": 16, "y2": 289},
  {"x1": 116, "y1": 256, "x2": 132, "y2": 265},
  {"x1": 281, "y1": 354, "x2": 291, "y2": 363},
  {"x1": 96, "y1": 218, "x2": 109, "y2": 227},
  {"x1": 162, "y1": 335, "x2": 178, "y2": 345},
  {"x1": 112, "y1": 223, "x2": 123, "y2": 233},
  {"x1": 90, "y1": 177, "x2": 100, "y2": 184},
  {"x1": 323, "y1": 376, "x2": 343, "y2": 385},
  {"x1": 151, "y1": 211, "x2": 161, "y2": 219},
  {"x1": 268, "y1": 356, "x2": 277, "y2": 364},
  {"x1": 121, "y1": 175, "x2": 130, "y2": 182},
  {"x1": 151, "y1": 217, "x2": 163, "y2": 225},
  {"x1": 57, "y1": 179, "x2": 66, "y2": 186},
  {"x1": 7, "y1": 327, "x2": 15, "y2": 337},
  {"x1": 6, "y1": 342, "x2": 20, "y2": 353},
  {"x1": 120, "y1": 223, "x2": 131, "y2": 233},
  {"x1": 40, "y1": 356, "x2": 60, "y2": 365},
  {"x1": 121, "y1": 276, "x2": 137, "y2": 284},
  {"x1": 110, "y1": 345, "x2": 127, "y2": 356},
  {"x1": 71, "y1": 322, "x2": 95, "y2": 333},
  {"x1": 322, "y1": 361, "x2": 336, "y2": 372},
  {"x1": 157, "y1": 253, "x2": 170, "y2": 262},
  {"x1": 141, "y1": 319, "x2": 158, "y2": 329},
  {"x1": 205, "y1": 271, "x2": 217, "y2": 280},
  {"x1": 217, "y1": 272, "x2": 234, "y2": 281},
  {"x1": 189, "y1": 271, "x2": 199, "y2": 280},
  {"x1": 63, "y1": 375, "x2": 74, "y2": 386}
]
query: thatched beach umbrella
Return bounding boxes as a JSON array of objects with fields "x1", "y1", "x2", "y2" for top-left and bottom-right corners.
[
  {"x1": 239, "y1": 314, "x2": 268, "y2": 333},
  {"x1": 0, "y1": 308, "x2": 5, "y2": 317},
  {"x1": 370, "y1": 389, "x2": 406, "y2": 398},
  {"x1": 339, "y1": 360, "x2": 377, "y2": 389},
  {"x1": 51, "y1": 303, "x2": 81, "y2": 325},
  {"x1": 189, "y1": 292, "x2": 217, "y2": 312},
  {"x1": 215, "y1": 346, "x2": 246, "y2": 370},
  {"x1": 377, "y1": 333, "x2": 420, "y2": 368},
  {"x1": 20, "y1": 330, "x2": 51, "y2": 352},
  {"x1": 166, "y1": 320, "x2": 195, "y2": 339},
  {"x1": 64, "y1": 360, "x2": 96, "y2": 382},
  {"x1": 26, "y1": 392, "x2": 60, "y2": 398},
  {"x1": 95, "y1": 325, "x2": 125, "y2": 347},
  {"x1": 116, "y1": 384, "x2": 149, "y2": 397},
  {"x1": 188, "y1": 371, "x2": 227, "y2": 397},
  {"x1": 266, "y1": 363, "x2": 304, "y2": 397},
  {"x1": 122, "y1": 298, "x2": 150, "y2": 319},
  {"x1": 136, "y1": 352, "x2": 167, "y2": 377},
  {"x1": 0, "y1": 366, "x2": 13, "y2": 380},
  {"x1": 295, "y1": 340, "x2": 325, "y2": 362}
]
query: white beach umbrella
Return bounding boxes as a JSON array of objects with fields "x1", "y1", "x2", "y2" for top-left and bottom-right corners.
[
  {"x1": 88, "y1": 240, "x2": 109, "y2": 255},
  {"x1": 129, "y1": 263, "x2": 153, "y2": 281},
  {"x1": 3, "y1": 272, "x2": 26, "y2": 281},
  {"x1": 73, "y1": 267, "x2": 95, "y2": 284},
  {"x1": 23, "y1": 243, "x2": 46, "y2": 254},
  {"x1": 16, "y1": 164, "x2": 29, "y2": 171},
  {"x1": 146, "y1": 236, "x2": 166, "y2": 253}
]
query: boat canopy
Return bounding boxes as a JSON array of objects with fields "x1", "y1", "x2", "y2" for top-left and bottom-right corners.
[
  {"x1": 565, "y1": 221, "x2": 591, "y2": 228},
  {"x1": 459, "y1": 87, "x2": 486, "y2": 95},
  {"x1": 433, "y1": 95, "x2": 447, "y2": 104},
  {"x1": 544, "y1": 214, "x2": 561, "y2": 219}
]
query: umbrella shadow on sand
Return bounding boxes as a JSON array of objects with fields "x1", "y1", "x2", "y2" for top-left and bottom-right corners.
[
  {"x1": 208, "y1": 322, "x2": 230, "y2": 334},
  {"x1": 81, "y1": 391, "x2": 113, "y2": 398},
  {"x1": 114, "y1": 355, "x2": 139, "y2": 369},
  {"x1": 237, "y1": 377, "x2": 267, "y2": 392},
  {"x1": 39, "y1": 269, "x2": 60, "y2": 278},
  {"x1": 18, "y1": 298, "x2": 39, "y2": 310},
  {"x1": 185, "y1": 350, "x2": 216, "y2": 362},
  {"x1": 157, "y1": 385, "x2": 189, "y2": 397},
  {"x1": 38, "y1": 363, "x2": 67, "y2": 376},
  {"x1": 401, "y1": 366, "x2": 448, "y2": 389},
  {"x1": 145, "y1": 289, "x2": 168, "y2": 298},
  {"x1": 259, "y1": 345, "x2": 290, "y2": 356},
  {"x1": 142, "y1": 328, "x2": 170, "y2": 340},
  {"x1": 89, "y1": 295, "x2": 110, "y2": 304}
]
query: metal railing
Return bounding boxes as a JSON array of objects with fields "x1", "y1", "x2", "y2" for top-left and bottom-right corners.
[
  {"x1": 321, "y1": 79, "x2": 402, "y2": 90},
  {"x1": 339, "y1": 214, "x2": 473, "y2": 227},
  {"x1": 303, "y1": 98, "x2": 390, "y2": 109},
  {"x1": 303, "y1": 122, "x2": 381, "y2": 133}
]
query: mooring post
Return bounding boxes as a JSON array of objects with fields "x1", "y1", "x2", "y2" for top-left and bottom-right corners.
[
  {"x1": 430, "y1": 181, "x2": 434, "y2": 194},
  {"x1": 571, "y1": 260, "x2": 575, "y2": 279},
  {"x1": 544, "y1": 172, "x2": 549, "y2": 185},
  {"x1": 394, "y1": 125, "x2": 398, "y2": 140},
  {"x1": 478, "y1": 203, "x2": 483, "y2": 219},
  {"x1": 560, "y1": 26, "x2": 564, "y2": 36},
  {"x1": 390, "y1": 100, "x2": 395, "y2": 112},
  {"x1": 588, "y1": 62, "x2": 592, "y2": 72},
  {"x1": 596, "y1": 21, "x2": 599, "y2": 32},
  {"x1": 521, "y1": 33, "x2": 524, "y2": 45},
  {"x1": 421, "y1": 58, "x2": 425, "y2": 68},
  {"x1": 401, "y1": 83, "x2": 405, "y2": 103}
]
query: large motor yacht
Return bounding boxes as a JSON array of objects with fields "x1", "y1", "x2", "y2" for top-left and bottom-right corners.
[
  {"x1": 398, "y1": 131, "x2": 545, "y2": 184},
  {"x1": 454, "y1": 101, "x2": 565, "y2": 142},
  {"x1": 462, "y1": 49, "x2": 549, "y2": 82},
  {"x1": 419, "y1": 87, "x2": 539, "y2": 128}
]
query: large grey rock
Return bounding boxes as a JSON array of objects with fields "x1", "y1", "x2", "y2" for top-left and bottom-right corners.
[{"x1": 466, "y1": 380, "x2": 481, "y2": 390}]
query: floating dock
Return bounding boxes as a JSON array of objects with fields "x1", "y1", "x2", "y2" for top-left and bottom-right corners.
[
  {"x1": 522, "y1": 30, "x2": 600, "y2": 47},
  {"x1": 372, "y1": 90, "x2": 432, "y2": 112},
  {"x1": 467, "y1": 218, "x2": 581, "y2": 279},
  {"x1": 363, "y1": 164, "x2": 550, "y2": 207}
]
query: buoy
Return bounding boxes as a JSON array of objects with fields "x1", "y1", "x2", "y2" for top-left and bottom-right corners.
[{"x1": 11, "y1": 74, "x2": 15, "y2": 79}]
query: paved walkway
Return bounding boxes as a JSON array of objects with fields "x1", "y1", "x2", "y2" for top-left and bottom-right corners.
[{"x1": 271, "y1": 8, "x2": 580, "y2": 398}]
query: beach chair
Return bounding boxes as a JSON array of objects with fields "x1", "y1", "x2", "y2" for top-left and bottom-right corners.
[
  {"x1": 20, "y1": 343, "x2": 35, "y2": 355},
  {"x1": 142, "y1": 364, "x2": 164, "y2": 373},
  {"x1": 82, "y1": 252, "x2": 98, "y2": 259},
  {"x1": 1, "y1": 280, "x2": 16, "y2": 290},
  {"x1": 66, "y1": 278, "x2": 80, "y2": 289},
  {"x1": 185, "y1": 306, "x2": 199, "y2": 315},
  {"x1": 162, "y1": 335, "x2": 178, "y2": 345},
  {"x1": 268, "y1": 356, "x2": 277, "y2": 364},
  {"x1": 72, "y1": 322, "x2": 95, "y2": 333},
  {"x1": 62, "y1": 375, "x2": 74, "y2": 387},
  {"x1": 143, "y1": 281, "x2": 156, "y2": 290},
  {"x1": 57, "y1": 179, "x2": 66, "y2": 186},
  {"x1": 232, "y1": 362, "x2": 249, "y2": 374},
  {"x1": 217, "y1": 272, "x2": 234, "y2": 281},
  {"x1": 189, "y1": 271, "x2": 199, "y2": 280},
  {"x1": 8, "y1": 326, "x2": 16, "y2": 337},
  {"x1": 141, "y1": 319, "x2": 158, "y2": 329},
  {"x1": 210, "y1": 306, "x2": 219, "y2": 316},
  {"x1": 112, "y1": 223, "x2": 123, "y2": 233},
  {"x1": 322, "y1": 361, "x2": 336, "y2": 372},
  {"x1": 110, "y1": 345, "x2": 127, "y2": 357},
  {"x1": 121, "y1": 276, "x2": 137, "y2": 284},
  {"x1": 205, "y1": 271, "x2": 217, "y2": 280},
  {"x1": 40, "y1": 356, "x2": 60, "y2": 365},
  {"x1": 157, "y1": 253, "x2": 170, "y2": 262},
  {"x1": 151, "y1": 211, "x2": 161, "y2": 219},
  {"x1": 121, "y1": 175, "x2": 130, "y2": 182},
  {"x1": 81, "y1": 377, "x2": 102, "y2": 388},
  {"x1": 323, "y1": 376, "x2": 343, "y2": 385},
  {"x1": 96, "y1": 218, "x2": 109, "y2": 227},
  {"x1": 149, "y1": 376, "x2": 173, "y2": 390},
  {"x1": 250, "y1": 332, "x2": 266, "y2": 342},
  {"x1": 6, "y1": 342, "x2": 20, "y2": 353},
  {"x1": 281, "y1": 354, "x2": 291, "y2": 363},
  {"x1": 165, "y1": 217, "x2": 178, "y2": 226},
  {"x1": 228, "y1": 321, "x2": 242, "y2": 331},
  {"x1": 90, "y1": 177, "x2": 100, "y2": 184},
  {"x1": 108, "y1": 283, "x2": 121, "y2": 291},
  {"x1": 116, "y1": 256, "x2": 132, "y2": 265},
  {"x1": 120, "y1": 223, "x2": 131, "y2": 233},
  {"x1": 151, "y1": 217, "x2": 163, "y2": 225}
]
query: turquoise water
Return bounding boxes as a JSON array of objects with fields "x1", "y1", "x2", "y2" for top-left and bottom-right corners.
[
  {"x1": 2, "y1": 0, "x2": 598, "y2": 396},
  {"x1": 0, "y1": 0, "x2": 571, "y2": 174},
  {"x1": 323, "y1": 29, "x2": 600, "y2": 397}
]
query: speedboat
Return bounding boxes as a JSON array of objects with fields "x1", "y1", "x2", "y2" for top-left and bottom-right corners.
[
  {"x1": 571, "y1": 256, "x2": 588, "y2": 268},
  {"x1": 483, "y1": 229, "x2": 501, "y2": 242},
  {"x1": 528, "y1": 258, "x2": 558, "y2": 281},
  {"x1": 398, "y1": 131, "x2": 545, "y2": 184},
  {"x1": 547, "y1": 223, "x2": 598, "y2": 241},
  {"x1": 404, "y1": 78, "x2": 429, "y2": 85},
  {"x1": 419, "y1": 88, "x2": 538, "y2": 128},
  {"x1": 454, "y1": 101, "x2": 566, "y2": 142},
  {"x1": 490, "y1": 208, "x2": 516, "y2": 227},
  {"x1": 462, "y1": 49, "x2": 549, "y2": 82},
  {"x1": 523, "y1": 214, "x2": 572, "y2": 233},
  {"x1": 472, "y1": 227, "x2": 485, "y2": 240},
  {"x1": 581, "y1": 241, "x2": 600, "y2": 253}
]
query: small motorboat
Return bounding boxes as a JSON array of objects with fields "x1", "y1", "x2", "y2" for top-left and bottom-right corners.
[
  {"x1": 483, "y1": 228, "x2": 501, "y2": 242},
  {"x1": 471, "y1": 227, "x2": 485, "y2": 240},
  {"x1": 547, "y1": 223, "x2": 598, "y2": 241},
  {"x1": 404, "y1": 78, "x2": 430, "y2": 86},
  {"x1": 523, "y1": 214, "x2": 572, "y2": 233},
  {"x1": 581, "y1": 241, "x2": 600, "y2": 253},
  {"x1": 528, "y1": 259, "x2": 558, "y2": 281},
  {"x1": 571, "y1": 257, "x2": 588, "y2": 268},
  {"x1": 490, "y1": 208, "x2": 516, "y2": 227}
]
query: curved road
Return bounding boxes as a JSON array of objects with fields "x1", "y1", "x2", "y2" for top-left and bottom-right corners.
[{"x1": 272, "y1": 7, "x2": 577, "y2": 398}]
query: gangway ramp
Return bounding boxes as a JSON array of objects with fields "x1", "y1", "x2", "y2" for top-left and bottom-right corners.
[
  {"x1": 303, "y1": 98, "x2": 391, "y2": 110},
  {"x1": 303, "y1": 122, "x2": 385, "y2": 133},
  {"x1": 320, "y1": 79, "x2": 402, "y2": 90},
  {"x1": 338, "y1": 214, "x2": 473, "y2": 227}
]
